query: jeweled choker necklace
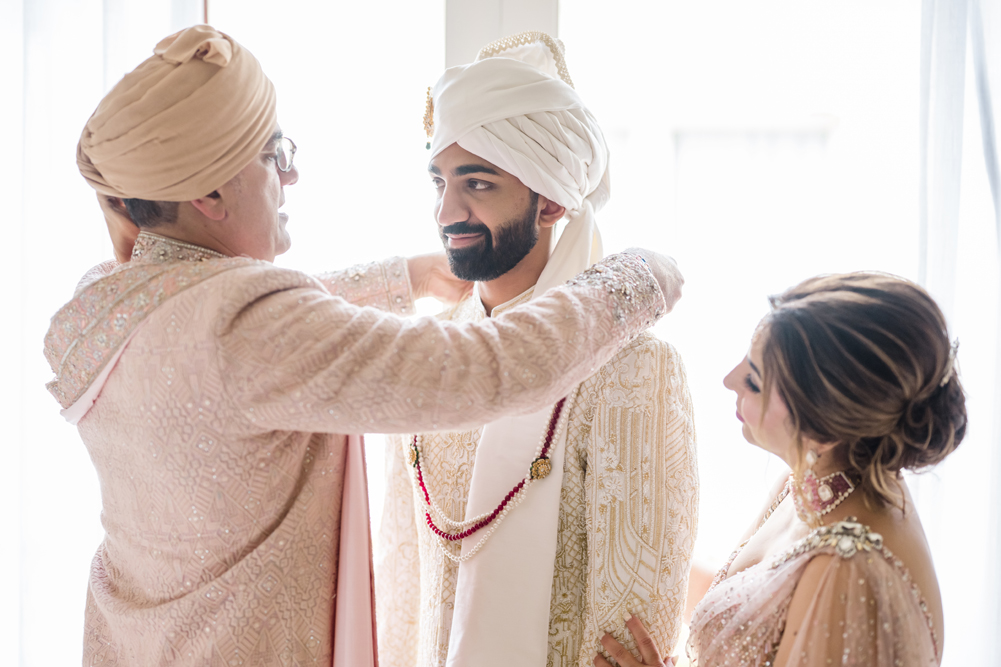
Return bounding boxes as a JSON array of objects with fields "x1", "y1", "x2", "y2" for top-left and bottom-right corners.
[
  {"x1": 793, "y1": 469, "x2": 858, "y2": 524},
  {"x1": 409, "y1": 397, "x2": 567, "y2": 563}
]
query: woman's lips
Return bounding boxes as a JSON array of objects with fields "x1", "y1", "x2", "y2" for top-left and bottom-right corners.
[
  {"x1": 446, "y1": 233, "x2": 484, "y2": 249},
  {"x1": 736, "y1": 410, "x2": 745, "y2": 423}
]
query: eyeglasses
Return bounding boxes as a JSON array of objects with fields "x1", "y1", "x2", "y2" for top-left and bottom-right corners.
[{"x1": 276, "y1": 136, "x2": 297, "y2": 172}]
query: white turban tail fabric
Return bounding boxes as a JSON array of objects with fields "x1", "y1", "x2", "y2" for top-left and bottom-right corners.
[
  {"x1": 429, "y1": 55, "x2": 610, "y2": 295},
  {"x1": 77, "y1": 25, "x2": 277, "y2": 201}
]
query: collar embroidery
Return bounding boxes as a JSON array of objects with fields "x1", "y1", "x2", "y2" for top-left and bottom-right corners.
[
  {"x1": 132, "y1": 231, "x2": 228, "y2": 264},
  {"x1": 46, "y1": 245, "x2": 251, "y2": 410}
]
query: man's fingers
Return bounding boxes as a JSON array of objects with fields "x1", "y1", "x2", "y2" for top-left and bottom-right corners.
[
  {"x1": 626, "y1": 615, "x2": 664, "y2": 666},
  {"x1": 600, "y1": 633, "x2": 639, "y2": 667},
  {"x1": 594, "y1": 655, "x2": 614, "y2": 667}
]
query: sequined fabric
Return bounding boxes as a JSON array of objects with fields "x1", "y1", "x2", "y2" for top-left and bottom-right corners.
[
  {"x1": 45, "y1": 236, "x2": 666, "y2": 667},
  {"x1": 44, "y1": 250, "x2": 254, "y2": 409},
  {"x1": 687, "y1": 519, "x2": 940, "y2": 666},
  {"x1": 375, "y1": 285, "x2": 698, "y2": 667},
  {"x1": 316, "y1": 256, "x2": 413, "y2": 314}
]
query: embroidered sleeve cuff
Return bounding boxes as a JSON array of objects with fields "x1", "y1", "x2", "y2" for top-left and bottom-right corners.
[
  {"x1": 315, "y1": 256, "x2": 415, "y2": 315},
  {"x1": 566, "y1": 253, "x2": 667, "y2": 331}
]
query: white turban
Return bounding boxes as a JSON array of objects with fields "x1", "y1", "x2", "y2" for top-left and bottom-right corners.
[{"x1": 428, "y1": 32, "x2": 609, "y2": 294}]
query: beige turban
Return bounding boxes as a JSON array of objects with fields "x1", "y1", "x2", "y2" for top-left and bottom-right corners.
[
  {"x1": 428, "y1": 32, "x2": 609, "y2": 295},
  {"x1": 77, "y1": 25, "x2": 276, "y2": 201}
]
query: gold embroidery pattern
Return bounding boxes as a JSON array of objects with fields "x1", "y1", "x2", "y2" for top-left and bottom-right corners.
[{"x1": 375, "y1": 289, "x2": 698, "y2": 667}]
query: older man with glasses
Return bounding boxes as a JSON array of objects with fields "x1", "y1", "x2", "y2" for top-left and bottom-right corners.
[{"x1": 44, "y1": 25, "x2": 683, "y2": 667}]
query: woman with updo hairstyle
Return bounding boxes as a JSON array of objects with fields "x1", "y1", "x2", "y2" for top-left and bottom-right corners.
[{"x1": 596, "y1": 273, "x2": 965, "y2": 667}]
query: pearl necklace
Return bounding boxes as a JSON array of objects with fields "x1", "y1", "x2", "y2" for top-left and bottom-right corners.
[{"x1": 409, "y1": 398, "x2": 567, "y2": 563}]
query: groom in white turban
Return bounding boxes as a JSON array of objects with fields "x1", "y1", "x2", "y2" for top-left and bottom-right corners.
[{"x1": 376, "y1": 33, "x2": 699, "y2": 667}]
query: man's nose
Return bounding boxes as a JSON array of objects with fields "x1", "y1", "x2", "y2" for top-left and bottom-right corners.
[
  {"x1": 280, "y1": 163, "x2": 299, "y2": 186},
  {"x1": 436, "y1": 184, "x2": 467, "y2": 227}
]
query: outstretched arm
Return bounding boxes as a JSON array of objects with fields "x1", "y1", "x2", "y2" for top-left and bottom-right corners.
[
  {"x1": 315, "y1": 253, "x2": 472, "y2": 314},
  {"x1": 220, "y1": 253, "x2": 671, "y2": 436}
]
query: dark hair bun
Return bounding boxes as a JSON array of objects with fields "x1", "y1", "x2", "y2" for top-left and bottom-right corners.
[
  {"x1": 898, "y1": 374, "x2": 967, "y2": 468},
  {"x1": 763, "y1": 272, "x2": 968, "y2": 508}
]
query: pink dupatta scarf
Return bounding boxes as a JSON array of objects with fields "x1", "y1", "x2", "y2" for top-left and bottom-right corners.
[{"x1": 333, "y1": 435, "x2": 378, "y2": 667}]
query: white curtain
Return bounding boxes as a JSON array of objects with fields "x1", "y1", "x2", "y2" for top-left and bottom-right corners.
[
  {"x1": 5, "y1": 3, "x2": 202, "y2": 665},
  {"x1": 916, "y1": 0, "x2": 1001, "y2": 665},
  {"x1": 967, "y1": 2, "x2": 1001, "y2": 662}
]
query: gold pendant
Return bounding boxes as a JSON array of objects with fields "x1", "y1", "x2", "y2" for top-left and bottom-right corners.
[{"x1": 530, "y1": 457, "x2": 552, "y2": 480}]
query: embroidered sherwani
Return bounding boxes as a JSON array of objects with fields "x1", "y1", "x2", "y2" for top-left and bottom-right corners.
[
  {"x1": 43, "y1": 234, "x2": 666, "y2": 667},
  {"x1": 376, "y1": 287, "x2": 699, "y2": 667}
]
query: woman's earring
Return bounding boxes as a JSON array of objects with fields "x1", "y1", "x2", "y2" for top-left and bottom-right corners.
[{"x1": 793, "y1": 449, "x2": 823, "y2": 527}]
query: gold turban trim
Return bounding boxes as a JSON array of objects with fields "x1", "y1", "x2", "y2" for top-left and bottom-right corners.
[{"x1": 77, "y1": 25, "x2": 277, "y2": 201}]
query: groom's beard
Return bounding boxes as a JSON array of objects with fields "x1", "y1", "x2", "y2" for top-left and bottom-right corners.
[{"x1": 439, "y1": 192, "x2": 540, "y2": 282}]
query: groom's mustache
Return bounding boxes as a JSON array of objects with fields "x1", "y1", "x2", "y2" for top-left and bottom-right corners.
[{"x1": 440, "y1": 221, "x2": 491, "y2": 236}]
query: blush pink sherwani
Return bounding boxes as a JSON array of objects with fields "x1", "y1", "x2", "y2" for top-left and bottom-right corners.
[{"x1": 44, "y1": 232, "x2": 665, "y2": 667}]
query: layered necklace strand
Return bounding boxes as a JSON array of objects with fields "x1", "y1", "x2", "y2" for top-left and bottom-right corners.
[{"x1": 409, "y1": 398, "x2": 567, "y2": 563}]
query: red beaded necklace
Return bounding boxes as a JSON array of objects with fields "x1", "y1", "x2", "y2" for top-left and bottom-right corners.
[{"x1": 409, "y1": 398, "x2": 567, "y2": 544}]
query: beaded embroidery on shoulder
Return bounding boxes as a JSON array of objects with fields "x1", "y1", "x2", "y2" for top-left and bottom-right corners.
[
  {"x1": 772, "y1": 518, "x2": 883, "y2": 567},
  {"x1": 45, "y1": 242, "x2": 254, "y2": 409},
  {"x1": 771, "y1": 516, "x2": 940, "y2": 659}
]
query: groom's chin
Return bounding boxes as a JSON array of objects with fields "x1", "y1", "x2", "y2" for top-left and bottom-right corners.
[{"x1": 445, "y1": 251, "x2": 485, "y2": 282}]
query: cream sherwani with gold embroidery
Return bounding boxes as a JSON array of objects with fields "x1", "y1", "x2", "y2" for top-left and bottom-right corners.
[{"x1": 376, "y1": 287, "x2": 698, "y2": 667}]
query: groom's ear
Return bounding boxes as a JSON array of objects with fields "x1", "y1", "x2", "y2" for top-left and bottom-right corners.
[{"x1": 538, "y1": 196, "x2": 566, "y2": 228}]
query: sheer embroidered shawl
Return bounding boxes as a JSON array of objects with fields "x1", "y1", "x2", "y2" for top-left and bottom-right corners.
[{"x1": 687, "y1": 520, "x2": 940, "y2": 667}]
